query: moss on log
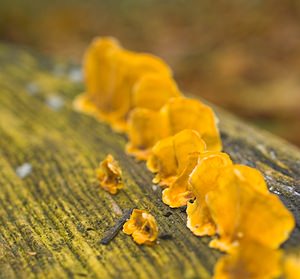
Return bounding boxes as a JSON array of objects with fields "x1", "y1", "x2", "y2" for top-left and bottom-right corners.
[{"x1": 0, "y1": 43, "x2": 299, "y2": 279}]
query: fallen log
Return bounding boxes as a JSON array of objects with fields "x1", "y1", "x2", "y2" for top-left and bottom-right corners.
[{"x1": 0, "y1": 43, "x2": 299, "y2": 278}]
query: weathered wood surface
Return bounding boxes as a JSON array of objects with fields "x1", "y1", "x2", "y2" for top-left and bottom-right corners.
[{"x1": 0, "y1": 43, "x2": 299, "y2": 279}]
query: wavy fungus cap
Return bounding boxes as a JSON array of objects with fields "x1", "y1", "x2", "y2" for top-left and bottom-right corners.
[
  {"x1": 123, "y1": 209, "x2": 158, "y2": 245},
  {"x1": 283, "y1": 254, "x2": 300, "y2": 279},
  {"x1": 207, "y1": 166, "x2": 295, "y2": 253},
  {"x1": 126, "y1": 97, "x2": 221, "y2": 160},
  {"x1": 74, "y1": 37, "x2": 125, "y2": 127},
  {"x1": 126, "y1": 108, "x2": 170, "y2": 160},
  {"x1": 213, "y1": 240, "x2": 282, "y2": 279},
  {"x1": 162, "y1": 152, "x2": 200, "y2": 208},
  {"x1": 132, "y1": 73, "x2": 181, "y2": 111},
  {"x1": 161, "y1": 97, "x2": 222, "y2": 152},
  {"x1": 186, "y1": 152, "x2": 232, "y2": 236},
  {"x1": 74, "y1": 37, "x2": 172, "y2": 132},
  {"x1": 233, "y1": 165, "x2": 269, "y2": 194},
  {"x1": 96, "y1": 154, "x2": 124, "y2": 194},
  {"x1": 147, "y1": 129, "x2": 206, "y2": 186}
]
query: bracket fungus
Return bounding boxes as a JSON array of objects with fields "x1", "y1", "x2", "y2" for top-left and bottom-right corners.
[
  {"x1": 127, "y1": 97, "x2": 221, "y2": 160},
  {"x1": 126, "y1": 108, "x2": 170, "y2": 160},
  {"x1": 213, "y1": 240, "x2": 282, "y2": 279},
  {"x1": 123, "y1": 209, "x2": 158, "y2": 245},
  {"x1": 132, "y1": 73, "x2": 181, "y2": 110},
  {"x1": 186, "y1": 152, "x2": 233, "y2": 236},
  {"x1": 283, "y1": 254, "x2": 300, "y2": 279},
  {"x1": 232, "y1": 165, "x2": 269, "y2": 194},
  {"x1": 96, "y1": 154, "x2": 124, "y2": 194},
  {"x1": 74, "y1": 36, "x2": 297, "y2": 277},
  {"x1": 147, "y1": 129, "x2": 206, "y2": 186},
  {"x1": 162, "y1": 152, "x2": 200, "y2": 208},
  {"x1": 74, "y1": 37, "x2": 172, "y2": 132},
  {"x1": 206, "y1": 166, "x2": 295, "y2": 253},
  {"x1": 161, "y1": 97, "x2": 222, "y2": 152}
]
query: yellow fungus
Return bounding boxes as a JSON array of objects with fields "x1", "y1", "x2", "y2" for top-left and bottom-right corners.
[
  {"x1": 233, "y1": 164, "x2": 269, "y2": 194},
  {"x1": 126, "y1": 108, "x2": 170, "y2": 160},
  {"x1": 123, "y1": 209, "x2": 158, "y2": 245},
  {"x1": 132, "y1": 73, "x2": 181, "y2": 110},
  {"x1": 147, "y1": 129, "x2": 206, "y2": 186},
  {"x1": 213, "y1": 240, "x2": 282, "y2": 279},
  {"x1": 146, "y1": 135, "x2": 176, "y2": 182},
  {"x1": 162, "y1": 152, "x2": 199, "y2": 207},
  {"x1": 186, "y1": 152, "x2": 233, "y2": 236},
  {"x1": 96, "y1": 154, "x2": 124, "y2": 194},
  {"x1": 283, "y1": 254, "x2": 300, "y2": 279},
  {"x1": 207, "y1": 167, "x2": 295, "y2": 253},
  {"x1": 75, "y1": 37, "x2": 296, "y2": 274},
  {"x1": 74, "y1": 37, "x2": 172, "y2": 132},
  {"x1": 161, "y1": 97, "x2": 222, "y2": 151},
  {"x1": 127, "y1": 97, "x2": 220, "y2": 160}
]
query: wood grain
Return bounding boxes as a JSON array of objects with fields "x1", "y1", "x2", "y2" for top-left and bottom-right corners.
[{"x1": 0, "y1": 44, "x2": 299, "y2": 279}]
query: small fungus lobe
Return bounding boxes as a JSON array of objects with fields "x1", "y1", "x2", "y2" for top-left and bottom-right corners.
[
  {"x1": 123, "y1": 209, "x2": 158, "y2": 245},
  {"x1": 186, "y1": 152, "x2": 232, "y2": 236},
  {"x1": 96, "y1": 154, "x2": 124, "y2": 194},
  {"x1": 213, "y1": 240, "x2": 282, "y2": 279},
  {"x1": 147, "y1": 129, "x2": 206, "y2": 186},
  {"x1": 162, "y1": 152, "x2": 200, "y2": 208},
  {"x1": 161, "y1": 97, "x2": 222, "y2": 152},
  {"x1": 126, "y1": 108, "x2": 170, "y2": 160},
  {"x1": 132, "y1": 73, "x2": 181, "y2": 110},
  {"x1": 206, "y1": 165, "x2": 295, "y2": 253},
  {"x1": 283, "y1": 254, "x2": 300, "y2": 279}
]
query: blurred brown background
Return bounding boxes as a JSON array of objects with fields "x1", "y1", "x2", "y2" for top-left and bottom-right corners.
[{"x1": 1, "y1": 0, "x2": 300, "y2": 146}]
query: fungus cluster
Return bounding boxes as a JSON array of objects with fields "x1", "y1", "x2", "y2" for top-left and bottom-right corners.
[{"x1": 75, "y1": 37, "x2": 296, "y2": 278}]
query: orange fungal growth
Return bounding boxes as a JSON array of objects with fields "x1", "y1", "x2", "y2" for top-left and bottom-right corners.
[
  {"x1": 147, "y1": 129, "x2": 206, "y2": 186},
  {"x1": 233, "y1": 164, "x2": 269, "y2": 194},
  {"x1": 96, "y1": 154, "x2": 124, "y2": 194},
  {"x1": 75, "y1": 37, "x2": 296, "y2": 274},
  {"x1": 123, "y1": 209, "x2": 158, "y2": 245},
  {"x1": 132, "y1": 74, "x2": 181, "y2": 111},
  {"x1": 126, "y1": 97, "x2": 221, "y2": 160},
  {"x1": 207, "y1": 167, "x2": 295, "y2": 253},
  {"x1": 146, "y1": 135, "x2": 176, "y2": 181},
  {"x1": 213, "y1": 240, "x2": 282, "y2": 279},
  {"x1": 82, "y1": 37, "x2": 122, "y2": 105},
  {"x1": 126, "y1": 108, "x2": 170, "y2": 160},
  {"x1": 283, "y1": 254, "x2": 300, "y2": 279},
  {"x1": 162, "y1": 152, "x2": 199, "y2": 208},
  {"x1": 74, "y1": 37, "x2": 172, "y2": 132},
  {"x1": 161, "y1": 97, "x2": 222, "y2": 152},
  {"x1": 186, "y1": 152, "x2": 233, "y2": 236}
]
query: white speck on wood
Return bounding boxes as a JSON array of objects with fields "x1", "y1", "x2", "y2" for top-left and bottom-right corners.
[
  {"x1": 46, "y1": 95, "x2": 64, "y2": 110},
  {"x1": 106, "y1": 195, "x2": 123, "y2": 216},
  {"x1": 16, "y1": 163, "x2": 32, "y2": 178},
  {"x1": 26, "y1": 82, "x2": 39, "y2": 95},
  {"x1": 69, "y1": 68, "x2": 83, "y2": 83},
  {"x1": 53, "y1": 64, "x2": 66, "y2": 77},
  {"x1": 152, "y1": 185, "x2": 158, "y2": 191}
]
